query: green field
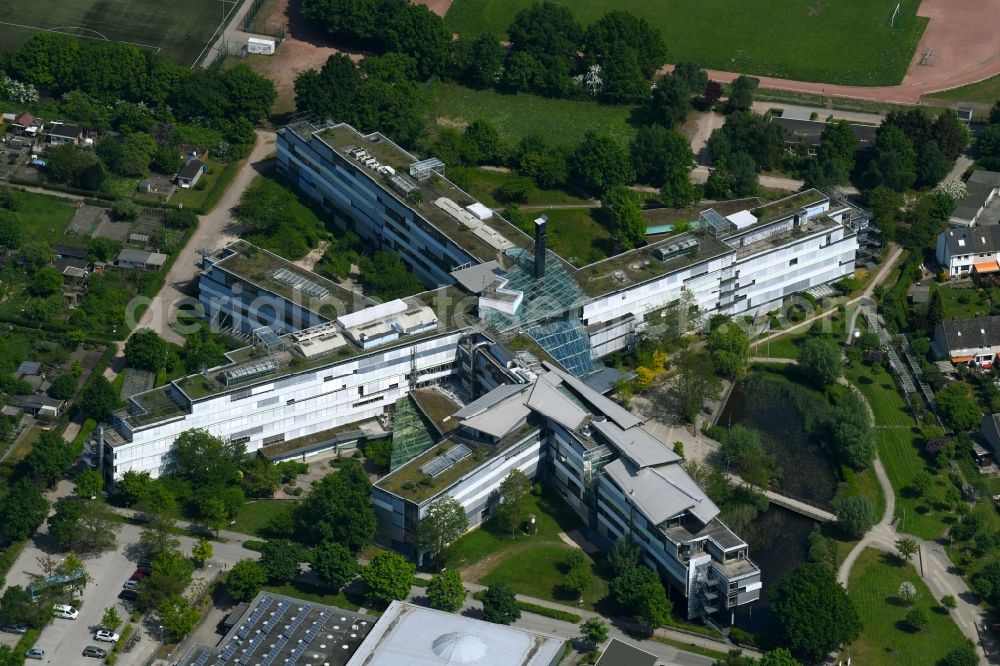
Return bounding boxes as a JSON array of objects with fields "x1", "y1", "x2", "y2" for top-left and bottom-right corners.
[
  {"x1": 479, "y1": 543, "x2": 609, "y2": 610},
  {"x1": 927, "y1": 74, "x2": 1000, "y2": 106},
  {"x1": 444, "y1": 0, "x2": 926, "y2": 86},
  {"x1": 229, "y1": 499, "x2": 293, "y2": 537},
  {"x1": 427, "y1": 82, "x2": 638, "y2": 146},
  {"x1": 846, "y1": 548, "x2": 966, "y2": 665},
  {"x1": 0, "y1": 0, "x2": 241, "y2": 66},
  {"x1": 877, "y1": 428, "x2": 951, "y2": 540},
  {"x1": 845, "y1": 363, "x2": 915, "y2": 427}
]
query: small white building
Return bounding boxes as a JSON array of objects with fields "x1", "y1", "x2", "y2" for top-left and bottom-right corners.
[
  {"x1": 246, "y1": 37, "x2": 276, "y2": 55},
  {"x1": 176, "y1": 158, "x2": 204, "y2": 188}
]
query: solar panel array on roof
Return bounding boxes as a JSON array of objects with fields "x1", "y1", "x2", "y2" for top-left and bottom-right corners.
[
  {"x1": 221, "y1": 358, "x2": 279, "y2": 386},
  {"x1": 420, "y1": 443, "x2": 475, "y2": 477},
  {"x1": 271, "y1": 267, "x2": 331, "y2": 299}
]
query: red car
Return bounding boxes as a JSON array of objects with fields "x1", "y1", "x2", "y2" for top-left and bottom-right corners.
[{"x1": 128, "y1": 570, "x2": 146, "y2": 582}]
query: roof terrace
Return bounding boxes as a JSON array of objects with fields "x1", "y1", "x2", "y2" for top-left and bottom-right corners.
[{"x1": 213, "y1": 240, "x2": 374, "y2": 318}]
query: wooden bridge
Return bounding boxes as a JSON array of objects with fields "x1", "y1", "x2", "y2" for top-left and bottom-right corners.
[{"x1": 728, "y1": 474, "x2": 837, "y2": 523}]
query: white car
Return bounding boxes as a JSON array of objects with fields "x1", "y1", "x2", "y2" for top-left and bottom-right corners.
[
  {"x1": 122, "y1": 580, "x2": 139, "y2": 591},
  {"x1": 52, "y1": 604, "x2": 78, "y2": 620},
  {"x1": 94, "y1": 630, "x2": 119, "y2": 643}
]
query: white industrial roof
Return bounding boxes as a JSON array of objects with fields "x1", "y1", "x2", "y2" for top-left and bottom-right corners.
[
  {"x1": 345, "y1": 601, "x2": 563, "y2": 666},
  {"x1": 344, "y1": 319, "x2": 394, "y2": 345},
  {"x1": 466, "y1": 202, "x2": 493, "y2": 221},
  {"x1": 604, "y1": 457, "x2": 719, "y2": 526},
  {"x1": 338, "y1": 299, "x2": 408, "y2": 330},
  {"x1": 293, "y1": 330, "x2": 348, "y2": 358},
  {"x1": 726, "y1": 210, "x2": 758, "y2": 230},
  {"x1": 393, "y1": 305, "x2": 438, "y2": 332}
]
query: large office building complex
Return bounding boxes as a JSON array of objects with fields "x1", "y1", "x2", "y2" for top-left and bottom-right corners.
[{"x1": 100, "y1": 118, "x2": 870, "y2": 622}]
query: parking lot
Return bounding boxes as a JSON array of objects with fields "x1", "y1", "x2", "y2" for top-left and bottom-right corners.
[{"x1": 2, "y1": 504, "x2": 257, "y2": 665}]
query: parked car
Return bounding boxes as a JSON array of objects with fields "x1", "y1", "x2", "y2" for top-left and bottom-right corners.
[
  {"x1": 1, "y1": 623, "x2": 28, "y2": 634},
  {"x1": 82, "y1": 646, "x2": 108, "y2": 658},
  {"x1": 119, "y1": 589, "x2": 138, "y2": 601},
  {"x1": 122, "y1": 580, "x2": 139, "y2": 591},
  {"x1": 52, "y1": 604, "x2": 78, "y2": 620},
  {"x1": 138, "y1": 559, "x2": 152, "y2": 568},
  {"x1": 25, "y1": 648, "x2": 44, "y2": 660},
  {"x1": 94, "y1": 630, "x2": 119, "y2": 643},
  {"x1": 129, "y1": 569, "x2": 146, "y2": 581}
]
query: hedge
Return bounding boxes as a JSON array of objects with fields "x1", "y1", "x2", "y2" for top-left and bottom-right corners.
[
  {"x1": 0, "y1": 540, "x2": 27, "y2": 586},
  {"x1": 471, "y1": 591, "x2": 581, "y2": 623}
]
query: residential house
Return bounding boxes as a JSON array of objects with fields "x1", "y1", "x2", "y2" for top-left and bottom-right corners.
[
  {"x1": 935, "y1": 226, "x2": 1000, "y2": 279},
  {"x1": 176, "y1": 159, "x2": 204, "y2": 188},
  {"x1": 949, "y1": 170, "x2": 1000, "y2": 228},
  {"x1": 980, "y1": 414, "x2": 1000, "y2": 461},
  {"x1": 932, "y1": 315, "x2": 1000, "y2": 367},
  {"x1": 9, "y1": 112, "x2": 41, "y2": 137},
  {"x1": 115, "y1": 249, "x2": 167, "y2": 271},
  {"x1": 16, "y1": 360, "x2": 41, "y2": 377},
  {"x1": 47, "y1": 123, "x2": 84, "y2": 146},
  {"x1": 53, "y1": 243, "x2": 88, "y2": 261}
]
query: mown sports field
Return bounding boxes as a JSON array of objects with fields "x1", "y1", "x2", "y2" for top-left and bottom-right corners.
[
  {"x1": 0, "y1": 0, "x2": 242, "y2": 66},
  {"x1": 444, "y1": 0, "x2": 928, "y2": 86}
]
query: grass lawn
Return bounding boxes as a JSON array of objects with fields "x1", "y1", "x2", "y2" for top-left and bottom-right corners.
[
  {"x1": 170, "y1": 159, "x2": 235, "y2": 212},
  {"x1": 926, "y1": 75, "x2": 1000, "y2": 106},
  {"x1": 753, "y1": 312, "x2": 844, "y2": 360},
  {"x1": 877, "y1": 429, "x2": 952, "y2": 540},
  {"x1": 845, "y1": 362, "x2": 915, "y2": 427},
  {"x1": 933, "y1": 285, "x2": 994, "y2": 321},
  {"x1": 845, "y1": 548, "x2": 966, "y2": 666},
  {"x1": 427, "y1": 82, "x2": 638, "y2": 146},
  {"x1": 263, "y1": 581, "x2": 360, "y2": 611},
  {"x1": 538, "y1": 208, "x2": 614, "y2": 266},
  {"x1": 9, "y1": 188, "x2": 78, "y2": 245},
  {"x1": 0, "y1": 0, "x2": 235, "y2": 66},
  {"x1": 228, "y1": 500, "x2": 293, "y2": 537},
  {"x1": 479, "y1": 543, "x2": 609, "y2": 610},
  {"x1": 444, "y1": 0, "x2": 926, "y2": 86},
  {"x1": 839, "y1": 463, "x2": 887, "y2": 523},
  {"x1": 450, "y1": 167, "x2": 593, "y2": 208}
]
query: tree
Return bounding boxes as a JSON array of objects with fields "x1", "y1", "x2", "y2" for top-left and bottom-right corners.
[
  {"x1": 22, "y1": 430, "x2": 74, "y2": 486},
  {"x1": 363, "y1": 438, "x2": 393, "y2": 472},
  {"x1": 81, "y1": 376, "x2": 119, "y2": 422},
  {"x1": 0, "y1": 478, "x2": 49, "y2": 541},
  {"x1": 125, "y1": 329, "x2": 171, "y2": 372},
  {"x1": 708, "y1": 317, "x2": 750, "y2": 378},
  {"x1": 896, "y1": 536, "x2": 919, "y2": 562},
  {"x1": 940, "y1": 594, "x2": 957, "y2": 611},
  {"x1": 101, "y1": 606, "x2": 122, "y2": 631},
  {"x1": 482, "y1": 582, "x2": 520, "y2": 625},
  {"x1": 426, "y1": 570, "x2": 466, "y2": 612},
  {"x1": 631, "y1": 125, "x2": 693, "y2": 186},
  {"x1": 836, "y1": 495, "x2": 874, "y2": 539},
  {"x1": 462, "y1": 120, "x2": 507, "y2": 165},
  {"x1": 418, "y1": 496, "x2": 468, "y2": 563},
  {"x1": 570, "y1": 132, "x2": 635, "y2": 194},
  {"x1": 171, "y1": 428, "x2": 242, "y2": 487},
  {"x1": 904, "y1": 606, "x2": 928, "y2": 632},
  {"x1": 728, "y1": 151, "x2": 759, "y2": 196},
  {"x1": 610, "y1": 564, "x2": 672, "y2": 628},
  {"x1": 0, "y1": 210, "x2": 22, "y2": 249},
  {"x1": 942, "y1": 642, "x2": 980, "y2": 666},
  {"x1": 660, "y1": 165, "x2": 698, "y2": 208},
  {"x1": 704, "y1": 80, "x2": 723, "y2": 107},
  {"x1": 580, "y1": 617, "x2": 609, "y2": 647},
  {"x1": 494, "y1": 469, "x2": 532, "y2": 536},
  {"x1": 142, "y1": 550, "x2": 194, "y2": 606},
  {"x1": 294, "y1": 54, "x2": 360, "y2": 122},
  {"x1": 602, "y1": 185, "x2": 645, "y2": 250},
  {"x1": 898, "y1": 580, "x2": 917, "y2": 606},
  {"x1": 312, "y1": 541, "x2": 358, "y2": 591},
  {"x1": 158, "y1": 595, "x2": 199, "y2": 641},
  {"x1": 916, "y1": 140, "x2": 951, "y2": 188},
  {"x1": 48, "y1": 373, "x2": 78, "y2": 400},
  {"x1": 865, "y1": 125, "x2": 917, "y2": 192},
  {"x1": 191, "y1": 538, "x2": 213, "y2": 568},
  {"x1": 357, "y1": 251, "x2": 424, "y2": 300},
  {"x1": 75, "y1": 469, "x2": 103, "y2": 499},
  {"x1": 361, "y1": 551, "x2": 415, "y2": 607},
  {"x1": 727, "y1": 75, "x2": 758, "y2": 112},
  {"x1": 29, "y1": 267, "x2": 62, "y2": 297},
  {"x1": 295, "y1": 461, "x2": 376, "y2": 551},
  {"x1": 116, "y1": 470, "x2": 152, "y2": 506},
  {"x1": 462, "y1": 34, "x2": 505, "y2": 88},
  {"x1": 828, "y1": 391, "x2": 875, "y2": 469},
  {"x1": 649, "y1": 74, "x2": 692, "y2": 127},
  {"x1": 0, "y1": 585, "x2": 46, "y2": 628},
  {"x1": 19, "y1": 241, "x2": 54, "y2": 272},
  {"x1": 508, "y1": 1, "x2": 581, "y2": 60},
  {"x1": 260, "y1": 539, "x2": 303, "y2": 584},
  {"x1": 0, "y1": 646, "x2": 18, "y2": 666},
  {"x1": 609, "y1": 539, "x2": 640, "y2": 576},
  {"x1": 670, "y1": 350, "x2": 722, "y2": 423},
  {"x1": 584, "y1": 10, "x2": 666, "y2": 78},
  {"x1": 758, "y1": 649, "x2": 801, "y2": 666},
  {"x1": 798, "y1": 337, "x2": 842, "y2": 386},
  {"x1": 935, "y1": 383, "x2": 981, "y2": 431},
  {"x1": 49, "y1": 497, "x2": 117, "y2": 552},
  {"x1": 139, "y1": 519, "x2": 181, "y2": 560},
  {"x1": 771, "y1": 563, "x2": 861, "y2": 662},
  {"x1": 227, "y1": 559, "x2": 267, "y2": 602}
]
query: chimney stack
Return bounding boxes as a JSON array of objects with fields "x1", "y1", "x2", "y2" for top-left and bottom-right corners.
[{"x1": 534, "y1": 216, "x2": 547, "y2": 279}]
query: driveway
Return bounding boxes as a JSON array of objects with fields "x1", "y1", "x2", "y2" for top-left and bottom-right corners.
[{"x1": 127, "y1": 129, "x2": 276, "y2": 345}]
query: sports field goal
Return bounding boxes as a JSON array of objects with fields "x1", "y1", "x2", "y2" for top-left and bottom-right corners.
[{"x1": 888, "y1": 2, "x2": 901, "y2": 27}]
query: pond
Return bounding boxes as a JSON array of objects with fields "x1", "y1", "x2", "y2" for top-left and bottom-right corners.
[{"x1": 718, "y1": 377, "x2": 839, "y2": 636}]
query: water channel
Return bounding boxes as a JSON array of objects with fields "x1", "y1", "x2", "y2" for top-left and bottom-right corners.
[{"x1": 718, "y1": 379, "x2": 839, "y2": 635}]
